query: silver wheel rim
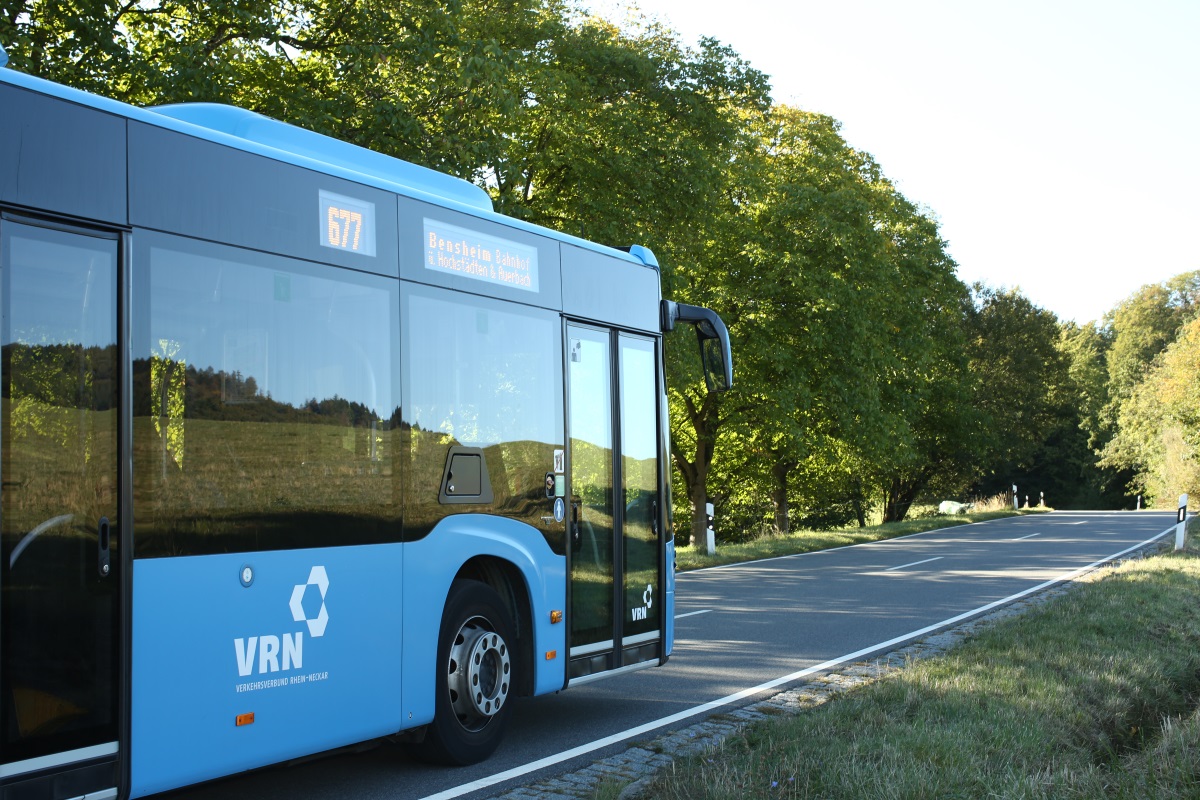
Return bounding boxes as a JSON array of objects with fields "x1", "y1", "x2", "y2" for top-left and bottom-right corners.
[{"x1": 447, "y1": 616, "x2": 511, "y2": 731}]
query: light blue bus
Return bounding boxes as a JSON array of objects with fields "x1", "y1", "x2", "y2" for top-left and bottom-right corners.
[{"x1": 0, "y1": 46, "x2": 731, "y2": 800}]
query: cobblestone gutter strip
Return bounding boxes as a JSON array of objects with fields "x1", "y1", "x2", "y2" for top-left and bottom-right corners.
[{"x1": 488, "y1": 540, "x2": 1171, "y2": 800}]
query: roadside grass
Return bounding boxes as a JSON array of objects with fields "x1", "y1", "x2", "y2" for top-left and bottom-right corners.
[
  {"x1": 645, "y1": 522, "x2": 1200, "y2": 800},
  {"x1": 592, "y1": 779, "x2": 625, "y2": 800},
  {"x1": 673, "y1": 507, "x2": 1045, "y2": 572}
]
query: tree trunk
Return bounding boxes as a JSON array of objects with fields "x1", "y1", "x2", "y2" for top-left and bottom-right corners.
[
  {"x1": 884, "y1": 472, "x2": 930, "y2": 523},
  {"x1": 770, "y1": 457, "x2": 796, "y2": 535},
  {"x1": 851, "y1": 477, "x2": 867, "y2": 527},
  {"x1": 670, "y1": 388, "x2": 721, "y2": 547},
  {"x1": 883, "y1": 486, "x2": 913, "y2": 523},
  {"x1": 689, "y1": 478, "x2": 708, "y2": 548}
]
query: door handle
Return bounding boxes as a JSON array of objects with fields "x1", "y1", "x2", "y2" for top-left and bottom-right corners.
[{"x1": 98, "y1": 516, "x2": 111, "y2": 578}]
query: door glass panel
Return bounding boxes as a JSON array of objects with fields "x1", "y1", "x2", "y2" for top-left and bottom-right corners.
[
  {"x1": 1, "y1": 222, "x2": 119, "y2": 763},
  {"x1": 619, "y1": 336, "x2": 659, "y2": 641},
  {"x1": 567, "y1": 327, "x2": 614, "y2": 649}
]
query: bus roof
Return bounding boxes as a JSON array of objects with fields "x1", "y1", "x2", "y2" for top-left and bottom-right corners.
[
  {"x1": 0, "y1": 64, "x2": 659, "y2": 271},
  {"x1": 152, "y1": 103, "x2": 496, "y2": 214}
]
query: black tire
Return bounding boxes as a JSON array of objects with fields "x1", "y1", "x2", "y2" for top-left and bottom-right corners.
[{"x1": 412, "y1": 579, "x2": 516, "y2": 765}]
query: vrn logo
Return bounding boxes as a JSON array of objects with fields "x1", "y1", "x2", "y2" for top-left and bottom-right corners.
[
  {"x1": 631, "y1": 583, "x2": 653, "y2": 622},
  {"x1": 234, "y1": 566, "x2": 329, "y2": 677}
]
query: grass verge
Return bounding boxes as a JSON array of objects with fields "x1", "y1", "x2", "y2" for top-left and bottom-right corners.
[
  {"x1": 646, "y1": 521, "x2": 1200, "y2": 799},
  {"x1": 674, "y1": 509, "x2": 1043, "y2": 572}
]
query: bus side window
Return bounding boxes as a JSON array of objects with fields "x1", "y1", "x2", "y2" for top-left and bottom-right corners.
[
  {"x1": 402, "y1": 287, "x2": 565, "y2": 551},
  {"x1": 132, "y1": 236, "x2": 400, "y2": 557}
]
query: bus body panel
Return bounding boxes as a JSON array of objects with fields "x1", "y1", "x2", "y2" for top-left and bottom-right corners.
[
  {"x1": 664, "y1": 538, "x2": 675, "y2": 657},
  {"x1": 0, "y1": 82, "x2": 127, "y2": 225},
  {"x1": 151, "y1": 102, "x2": 495, "y2": 213},
  {"x1": 560, "y1": 243, "x2": 661, "y2": 334},
  {"x1": 130, "y1": 545, "x2": 404, "y2": 798},
  {"x1": 401, "y1": 514, "x2": 567, "y2": 729},
  {"x1": 128, "y1": 121, "x2": 401, "y2": 279}
]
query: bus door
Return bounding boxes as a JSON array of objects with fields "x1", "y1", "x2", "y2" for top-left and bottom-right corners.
[
  {"x1": 0, "y1": 219, "x2": 122, "y2": 799},
  {"x1": 565, "y1": 324, "x2": 662, "y2": 682}
]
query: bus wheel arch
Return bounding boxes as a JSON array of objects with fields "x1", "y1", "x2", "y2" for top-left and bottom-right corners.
[{"x1": 454, "y1": 556, "x2": 535, "y2": 697}]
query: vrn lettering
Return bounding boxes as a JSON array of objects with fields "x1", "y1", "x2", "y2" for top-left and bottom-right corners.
[{"x1": 234, "y1": 633, "x2": 303, "y2": 677}]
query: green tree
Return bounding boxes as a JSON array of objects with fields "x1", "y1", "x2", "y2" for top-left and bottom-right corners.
[
  {"x1": 1053, "y1": 321, "x2": 1132, "y2": 508},
  {"x1": 484, "y1": 14, "x2": 772, "y2": 544},
  {"x1": 710, "y1": 107, "x2": 888, "y2": 535},
  {"x1": 1059, "y1": 321, "x2": 1110, "y2": 449},
  {"x1": 1104, "y1": 271, "x2": 1200, "y2": 411},
  {"x1": 869, "y1": 308, "x2": 976, "y2": 524},
  {"x1": 1103, "y1": 316, "x2": 1200, "y2": 505},
  {"x1": 697, "y1": 106, "x2": 970, "y2": 531},
  {"x1": 1093, "y1": 271, "x2": 1199, "y2": 504},
  {"x1": 861, "y1": 186, "x2": 971, "y2": 523},
  {"x1": 720, "y1": 108, "x2": 915, "y2": 533},
  {"x1": 487, "y1": 18, "x2": 770, "y2": 244},
  {"x1": 2, "y1": 0, "x2": 552, "y2": 174},
  {"x1": 1, "y1": 0, "x2": 151, "y2": 94},
  {"x1": 966, "y1": 286, "x2": 1070, "y2": 492}
]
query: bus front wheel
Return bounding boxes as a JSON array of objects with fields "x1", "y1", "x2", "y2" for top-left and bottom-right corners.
[{"x1": 414, "y1": 579, "x2": 515, "y2": 765}]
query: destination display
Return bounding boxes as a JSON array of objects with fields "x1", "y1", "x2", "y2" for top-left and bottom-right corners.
[
  {"x1": 424, "y1": 218, "x2": 539, "y2": 293},
  {"x1": 320, "y1": 190, "x2": 376, "y2": 256}
]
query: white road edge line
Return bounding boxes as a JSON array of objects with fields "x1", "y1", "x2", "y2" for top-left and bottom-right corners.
[
  {"x1": 885, "y1": 556, "x2": 943, "y2": 572},
  {"x1": 675, "y1": 610, "x2": 712, "y2": 619},
  {"x1": 418, "y1": 523, "x2": 1176, "y2": 800},
  {"x1": 1014, "y1": 533, "x2": 1042, "y2": 541}
]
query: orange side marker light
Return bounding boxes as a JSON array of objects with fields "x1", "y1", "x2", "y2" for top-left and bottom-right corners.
[{"x1": 236, "y1": 712, "x2": 255, "y2": 727}]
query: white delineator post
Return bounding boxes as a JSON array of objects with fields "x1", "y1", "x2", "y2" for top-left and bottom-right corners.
[
  {"x1": 1176, "y1": 494, "x2": 1189, "y2": 551},
  {"x1": 705, "y1": 502, "x2": 716, "y2": 556}
]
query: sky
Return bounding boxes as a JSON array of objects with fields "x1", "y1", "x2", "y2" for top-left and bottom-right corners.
[{"x1": 589, "y1": 0, "x2": 1199, "y2": 324}]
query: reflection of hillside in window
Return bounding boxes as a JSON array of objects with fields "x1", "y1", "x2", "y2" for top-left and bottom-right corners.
[
  {"x1": 132, "y1": 238, "x2": 400, "y2": 556},
  {"x1": 4, "y1": 230, "x2": 117, "y2": 468},
  {"x1": 403, "y1": 288, "x2": 565, "y2": 549},
  {"x1": 145, "y1": 247, "x2": 390, "y2": 414}
]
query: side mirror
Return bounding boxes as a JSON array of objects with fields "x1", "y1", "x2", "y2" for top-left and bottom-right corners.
[
  {"x1": 698, "y1": 335, "x2": 730, "y2": 392},
  {"x1": 663, "y1": 300, "x2": 733, "y2": 392}
]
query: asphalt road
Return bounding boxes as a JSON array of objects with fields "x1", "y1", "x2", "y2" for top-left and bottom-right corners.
[{"x1": 159, "y1": 511, "x2": 1181, "y2": 800}]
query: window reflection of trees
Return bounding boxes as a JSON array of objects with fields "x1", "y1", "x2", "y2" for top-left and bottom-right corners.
[
  {"x1": 567, "y1": 329, "x2": 615, "y2": 648},
  {"x1": 133, "y1": 241, "x2": 399, "y2": 557},
  {"x1": 403, "y1": 289, "x2": 564, "y2": 552},
  {"x1": 1, "y1": 226, "x2": 118, "y2": 753},
  {"x1": 621, "y1": 338, "x2": 659, "y2": 638}
]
